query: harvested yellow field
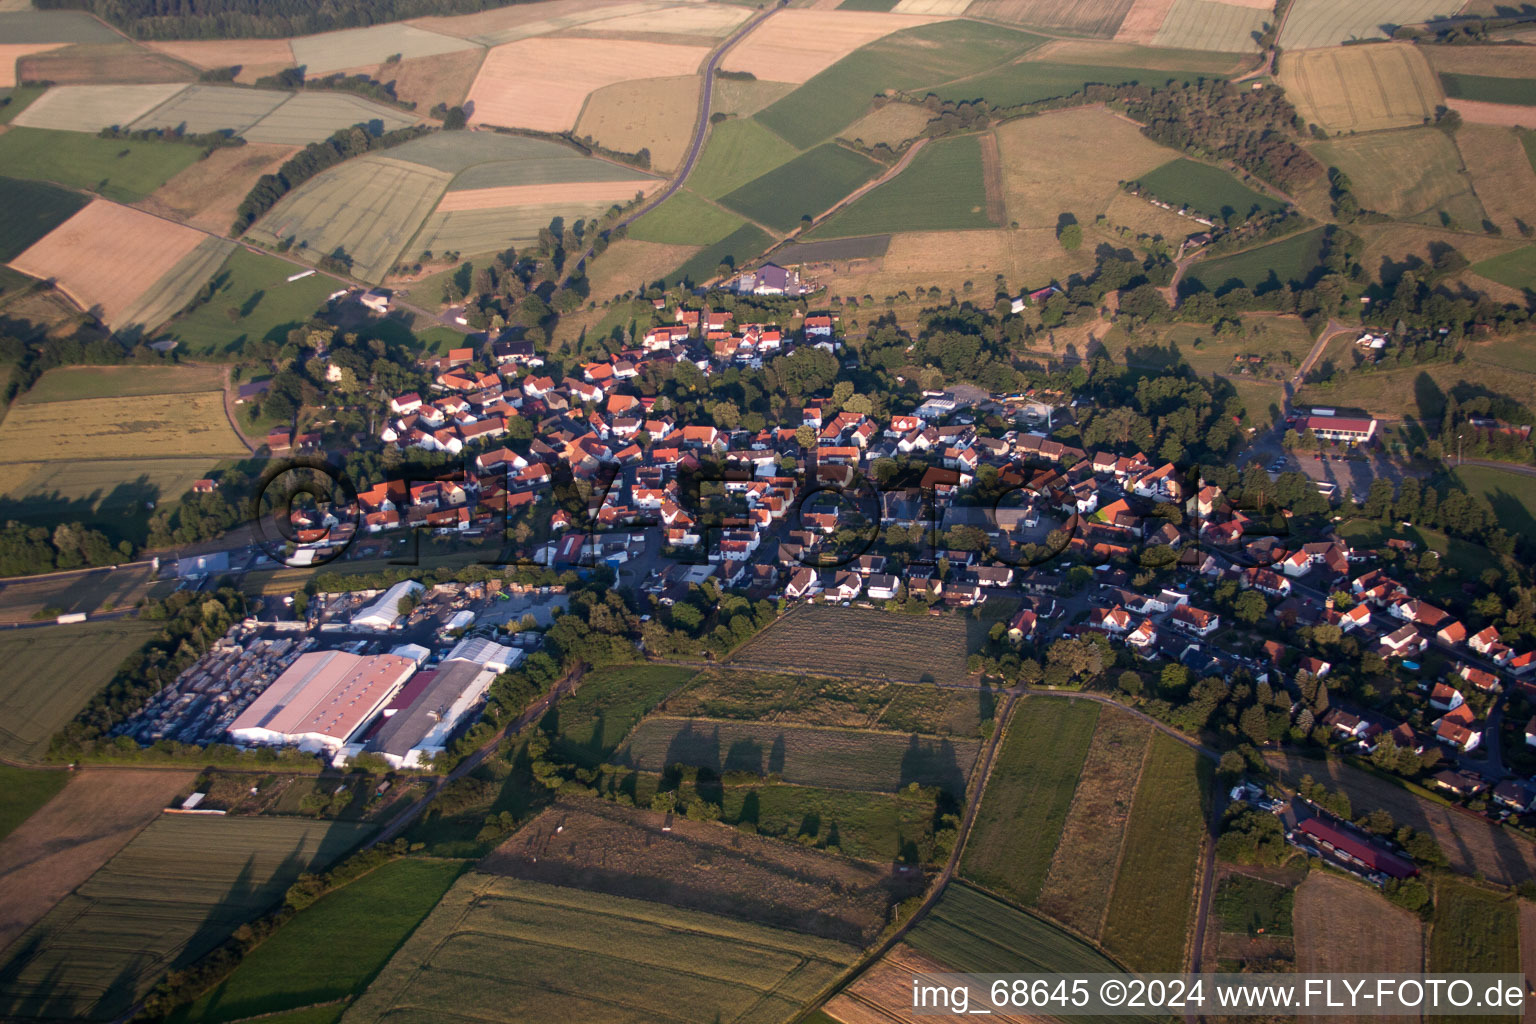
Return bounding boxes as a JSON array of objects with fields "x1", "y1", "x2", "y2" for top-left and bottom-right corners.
[
  {"x1": 1457, "y1": 123, "x2": 1536, "y2": 235},
  {"x1": 412, "y1": 0, "x2": 667, "y2": 46},
  {"x1": 0, "y1": 391, "x2": 244, "y2": 462},
  {"x1": 1423, "y1": 42, "x2": 1536, "y2": 78},
  {"x1": 1030, "y1": 37, "x2": 1252, "y2": 71},
  {"x1": 436, "y1": 179, "x2": 661, "y2": 211},
  {"x1": 829, "y1": 227, "x2": 1095, "y2": 299},
  {"x1": 1294, "y1": 873, "x2": 1423, "y2": 1024},
  {"x1": 1106, "y1": 189, "x2": 1203, "y2": 240},
  {"x1": 719, "y1": 10, "x2": 939, "y2": 83},
  {"x1": 9, "y1": 200, "x2": 209, "y2": 328},
  {"x1": 574, "y1": 74, "x2": 698, "y2": 172},
  {"x1": 144, "y1": 37, "x2": 295, "y2": 74},
  {"x1": 586, "y1": 237, "x2": 699, "y2": 299},
  {"x1": 995, "y1": 108, "x2": 1179, "y2": 228},
  {"x1": 1448, "y1": 97, "x2": 1536, "y2": 126},
  {"x1": 467, "y1": 36, "x2": 708, "y2": 131},
  {"x1": 377, "y1": 48, "x2": 483, "y2": 111},
  {"x1": 580, "y1": 3, "x2": 752, "y2": 36},
  {"x1": 135, "y1": 142, "x2": 297, "y2": 233},
  {"x1": 844, "y1": 102, "x2": 934, "y2": 146},
  {"x1": 0, "y1": 43, "x2": 65, "y2": 87},
  {"x1": 825, "y1": 946, "x2": 1046, "y2": 1024},
  {"x1": 1278, "y1": 43, "x2": 1443, "y2": 134},
  {"x1": 1356, "y1": 221, "x2": 1520, "y2": 278},
  {"x1": 892, "y1": 0, "x2": 973, "y2": 12},
  {"x1": 1114, "y1": 0, "x2": 1176, "y2": 44}
]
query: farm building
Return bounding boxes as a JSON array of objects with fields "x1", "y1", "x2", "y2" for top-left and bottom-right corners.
[
  {"x1": 352, "y1": 579, "x2": 426, "y2": 630},
  {"x1": 227, "y1": 651, "x2": 417, "y2": 754},
  {"x1": 361, "y1": 657, "x2": 500, "y2": 768},
  {"x1": 1296, "y1": 817, "x2": 1417, "y2": 879},
  {"x1": 1298, "y1": 409, "x2": 1377, "y2": 443}
]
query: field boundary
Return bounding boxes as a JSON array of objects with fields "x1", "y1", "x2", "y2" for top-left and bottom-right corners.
[{"x1": 1095, "y1": 724, "x2": 1154, "y2": 939}]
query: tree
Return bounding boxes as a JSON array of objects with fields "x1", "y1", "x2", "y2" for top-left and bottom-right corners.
[
  {"x1": 1117, "y1": 670, "x2": 1143, "y2": 696},
  {"x1": 1057, "y1": 220, "x2": 1082, "y2": 251},
  {"x1": 1234, "y1": 590, "x2": 1268, "y2": 624},
  {"x1": 1239, "y1": 704, "x2": 1270, "y2": 745},
  {"x1": 794, "y1": 424, "x2": 817, "y2": 449}
]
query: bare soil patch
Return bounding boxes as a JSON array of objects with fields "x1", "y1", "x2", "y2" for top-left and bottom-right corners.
[
  {"x1": 1265, "y1": 751, "x2": 1536, "y2": 886},
  {"x1": 479, "y1": 799, "x2": 905, "y2": 944},
  {"x1": 1448, "y1": 97, "x2": 1536, "y2": 127},
  {"x1": 0, "y1": 769, "x2": 193, "y2": 956},
  {"x1": 826, "y1": 945, "x2": 1046, "y2": 1024},
  {"x1": 135, "y1": 142, "x2": 297, "y2": 233},
  {"x1": 1294, "y1": 872, "x2": 1423, "y2": 1024},
  {"x1": 1115, "y1": 0, "x2": 1177, "y2": 44},
  {"x1": 719, "y1": 10, "x2": 940, "y2": 84},
  {"x1": 573, "y1": 74, "x2": 699, "y2": 172},
  {"x1": 0, "y1": 44, "x2": 64, "y2": 87},
  {"x1": 467, "y1": 36, "x2": 707, "y2": 132},
  {"x1": 1036, "y1": 706, "x2": 1152, "y2": 939},
  {"x1": 18, "y1": 41, "x2": 196, "y2": 85}
]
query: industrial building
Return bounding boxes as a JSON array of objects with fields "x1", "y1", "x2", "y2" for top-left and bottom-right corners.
[
  {"x1": 444, "y1": 635, "x2": 521, "y2": 672},
  {"x1": 359, "y1": 657, "x2": 500, "y2": 768},
  {"x1": 352, "y1": 580, "x2": 425, "y2": 630},
  {"x1": 227, "y1": 650, "x2": 417, "y2": 754}
]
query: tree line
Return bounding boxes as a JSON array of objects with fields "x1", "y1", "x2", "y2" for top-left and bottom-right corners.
[{"x1": 35, "y1": 0, "x2": 533, "y2": 39}]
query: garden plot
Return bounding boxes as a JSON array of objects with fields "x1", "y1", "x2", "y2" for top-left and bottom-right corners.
[
  {"x1": 8, "y1": 199, "x2": 221, "y2": 330},
  {"x1": 288, "y1": 22, "x2": 478, "y2": 76},
  {"x1": 719, "y1": 9, "x2": 940, "y2": 83},
  {"x1": 128, "y1": 83, "x2": 288, "y2": 134},
  {"x1": 245, "y1": 155, "x2": 452, "y2": 282},
  {"x1": 10, "y1": 82, "x2": 185, "y2": 132},
  {"x1": 0, "y1": 815, "x2": 372, "y2": 1022},
  {"x1": 466, "y1": 36, "x2": 709, "y2": 132},
  {"x1": 1151, "y1": 0, "x2": 1267, "y2": 51},
  {"x1": 1280, "y1": 0, "x2": 1462, "y2": 49},
  {"x1": 239, "y1": 92, "x2": 418, "y2": 145}
]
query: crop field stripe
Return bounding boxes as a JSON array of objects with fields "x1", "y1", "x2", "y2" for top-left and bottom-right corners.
[
  {"x1": 958, "y1": 696, "x2": 1099, "y2": 906},
  {"x1": 0, "y1": 175, "x2": 90, "y2": 262},
  {"x1": 1099, "y1": 731, "x2": 1208, "y2": 972},
  {"x1": 115, "y1": 235, "x2": 237, "y2": 335}
]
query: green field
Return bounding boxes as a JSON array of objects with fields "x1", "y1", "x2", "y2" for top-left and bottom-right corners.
[
  {"x1": 809, "y1": 135, "x2": 994, "y2": 238},
  {"x1": 628, "y1": 188, "x2": 746, "y2": 246},
  {"x1": 167, "y1": 858, "x2": 466, "y2": 1024},
  {"x1": 0, "y1": 765, "x2": 68, "y2": 842},
  {"x1": 678, "y1": 117, "x2": 801, "y2": 200},
  {"x1": 0, "y1": 457, "x2": 222, "y2": 543},
  {"x1": 1472, "y1": 243, "x2": 1536, "y2": 292},
  {"x1": 960, "y1": 697, "x2": 1098, "y2": 906},
  {"x1": 907, "y1": 883, "x2": 1155, "y2": 1024},
  {"x1": 1133, "y1": 158, "x2": 1283, "y2": 220},
  {"x1": 1440, "y1": 72, "x2": 1536, "y2": 106},
  {"x1": 343, "y1": 874, "x2": 858, "y2": 1024},
  {"x1": 719, "y1": 143, "x2": 883, "y2": 233},
  {"x1": 0, "y1": 620, "x2": 160, "y2": 762},
  {"x1": 1182, "y1": 226, "x2": 1328, "y2": 295},
  {"x1": 17, "y1": 364, "x2": 228, "y2": 404},
  {"x1": 0, "y1": 176, "x2": 89, "y2": 262},
  {"x1": 546, "y1": 664, "x2": 697, "y2": 769},
  {"x1": 164, "y1": 247, "x2": 340, "y2": 357},
  {"x1": 668, "y1": 222, "x2": 773, "y2": 286},
  {"x1": 1213, "y1": 874, "x2": 1294, "y2": 936},
  {"x1": 0, "y1": 127, "x2": 205, "y2": 204},
  {"x1": 1428, "y1": 878, "x2": 1520, "y2": 1024},
  {"x1": 1100, "y1": 732, "x2": 1208, "y2": 972},
  {"x1": 1314, "y1": 128, "x2": 1483, "y2": 226},
  {"x1": 244, "y1": 154, "x2": 451, "y2": 283},
  {"x1": 0, "y1": 9, "x2": 124, "y2": 44},
  {"x1": 837, "y1": 0, "x2": 898, "y2": 8},
  {"x1": 614, "y1": 716, "x2": 979, "y2": 794},
  {"x1": 390, "y1": 131, "x2": 658, "y2": 184},
  {"x1": 0, "y1": 86, "x2": 47, "y2": 125},
  {"x1": 757, "y1": 21, "x2": 1046, "y2": 149},
  {"x1": 934, "y1": 60, "x2": 1226, "y2": 107},
  {"x1": 1451, "y1": 465, "x2": 1536, "y2": 540},
  {"x1": 0, "y1": 815, "x2": 374, "y2": 1022}
]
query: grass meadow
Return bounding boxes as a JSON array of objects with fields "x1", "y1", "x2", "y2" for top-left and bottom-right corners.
[
  {"x1": 1100, "y1": 732, "x2": 1208, "y2": 972},
  {"x1": 1133, "y1": 158, "x2": 1283, "y2": 220},
  {"x1": 1440, "y1": 72, "x2": 1536, "y2": 106},
  {"x1": 1472, "y1": 243, "x2": 1536, "y2": 292},
  {"x1": 165, "y1": 858, "x2": 467, "y2": 1024},
  {"x1": 0, "y1": 176, "x2": 89, "y2": 262},
  {"x1": 686, "y1": 117, "x2": 802, "y2": 200},
  {"x1": 809, "y1": 134, "x2": 995, "y2": 237},
  {"x1": 960, "y1": 696, "x2": 1098, "y2": 906},
  {"x1": 1182, "y1": 227, "x2": 1328, "y2": 295},
  {"x1": 0, "y1": 620, "x2": 160, "y2": 762},
  {"x1": 934, "y1": 59, "x2": 1226, "y2": 107},
  {"x1": 667, "y1": 222, "x2": 773, "y2": 286},
  {"x1": 0, "y1": 127, "x2": 204, "y2": 203},
  {"x1": 1428, "y1": 878, "x2": 1520, "y2": 1022},
  {"x1": 628, "y1": 188, "x2": 746, "y2": 247},
  {"x1": 343, "y1": 874, "x2": 857, "y2": 1024},
  {"x1": 0, "y1": 815, "x2": 373, "y2": 1022},
  {"x1": 719, "y1": 143, "x2": 883, "y2": 233},
  {"x1": 0, "y1": 765, "x2": 69, "y2": 842},
  {"x1": 1313, "y1": 129, "x2": 1482, "y2": 226},
  {"x1": 544, "y1": 664, "x2": 697, "y2": 769},
  {"x1": 164, "y1": 247, "x2": 339, "y2": 356}
]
